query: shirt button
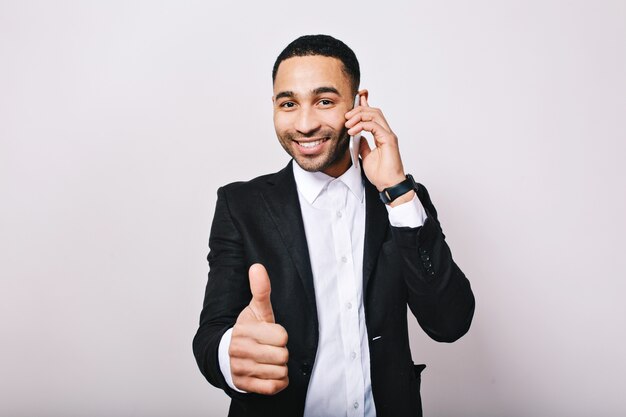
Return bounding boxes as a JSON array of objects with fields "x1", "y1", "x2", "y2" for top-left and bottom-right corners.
[
  {"x1": 353, "y1": 402, "x2": 359, "y2": 409},
  {"x1": 336, "y1": 211, "x2": 342, "y2": 218},
  {"x1": 341, "y1": 256, "x2": 348, "y2": 263},
  {"x1": 346, "y1": 302, "x2": 352, "y2": 309},
  {"x1": 350, "y1": 351, "x2": 357, "y2": 360}
]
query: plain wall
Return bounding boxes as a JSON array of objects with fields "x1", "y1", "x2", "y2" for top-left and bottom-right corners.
[{"x1": 1, "y1": 1, "x2": 625, "y2": 416}]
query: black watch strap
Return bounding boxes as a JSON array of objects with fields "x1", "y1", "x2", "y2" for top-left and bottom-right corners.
[{"x1": 379, "y1": 174, "x2": 417, "y2": 204}]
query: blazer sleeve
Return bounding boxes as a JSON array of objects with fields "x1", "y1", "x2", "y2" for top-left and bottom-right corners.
[
  {"x1": 391, "y1": 183, "x2": 475, "y2": 343},
  {"x1": 192, "y1": 185, "x2": 252, "y2": 396}
]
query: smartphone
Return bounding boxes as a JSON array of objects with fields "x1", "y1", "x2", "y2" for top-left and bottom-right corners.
[{"x1": 349, "y1": 94, "x2": 362, "y2": 170}]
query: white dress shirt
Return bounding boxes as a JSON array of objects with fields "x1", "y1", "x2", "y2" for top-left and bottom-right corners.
[{"x1": 218, "y1": 162, "x2": 427, "y2": 417}]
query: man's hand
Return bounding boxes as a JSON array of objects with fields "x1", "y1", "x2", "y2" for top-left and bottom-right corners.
[
  {"x1": 345, "y1": 91, "x2": 415, "y2": 207},
  {"x1": 229, "y1": 263, "x2": 289, "y2": 395}
]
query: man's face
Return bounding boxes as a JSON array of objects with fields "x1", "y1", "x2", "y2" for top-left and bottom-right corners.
[{"x1": 273, "y1": 55, "x2": 353, "y2": 177}]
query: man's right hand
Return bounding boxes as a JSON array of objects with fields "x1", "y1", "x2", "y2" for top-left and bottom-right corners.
[{"x1": 229, "y1": 263, "x2": 289, "y2": 395}]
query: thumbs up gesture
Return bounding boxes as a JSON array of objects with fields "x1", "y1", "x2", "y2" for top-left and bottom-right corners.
[{"x1": 229, "y1": 264, "x2": 289, "y2": 395}]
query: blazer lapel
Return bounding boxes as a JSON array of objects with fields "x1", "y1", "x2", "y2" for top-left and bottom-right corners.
[
  {"x1": 260, "y1": 161, "x2": 317, "y2": 313},
  {"x1": 362, "y1": 174, "x2": 389, "y2": 294}
]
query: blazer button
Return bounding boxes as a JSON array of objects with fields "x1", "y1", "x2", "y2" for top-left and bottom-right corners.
[
  {"x1": 419, "y1": 247, "x2": 428, "y2": 255},
  {"x1": 301, "y1": 363, "x2": 311, "y2": 376},
  {"x1": 423, "y1": 261, "x2": 432, "y2": 269},
  {"x1": 420, "y1": 254, "x2": 430, "y2": 261}
]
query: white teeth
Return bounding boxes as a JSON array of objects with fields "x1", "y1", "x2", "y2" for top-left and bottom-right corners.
[{"x1": 299, "y1": 139, "x2": 324, "y2": 148}]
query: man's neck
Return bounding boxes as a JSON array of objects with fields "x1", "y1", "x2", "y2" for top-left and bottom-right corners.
[{"x1": 320, "y1": 152, "x2": 352, "y2": 178}]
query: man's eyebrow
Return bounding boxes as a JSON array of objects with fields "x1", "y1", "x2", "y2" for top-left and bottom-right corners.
[
  {"x1": 274, "y1": 91, "x2": 295, "y2": 100},
  {"x1": 274, "y1": 87, "x2": 341, "y2": 101},
  {"x1": 313, "y1": 86, "x2": 340, "y2": 96}
]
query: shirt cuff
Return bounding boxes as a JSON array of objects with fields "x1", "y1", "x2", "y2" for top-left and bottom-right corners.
[
  {"x1": 218, "y1": 327, "x2": 246, "y2": 393},
  {"x1": 385, "y1": 193, "x2": 427, "y2": 228}
]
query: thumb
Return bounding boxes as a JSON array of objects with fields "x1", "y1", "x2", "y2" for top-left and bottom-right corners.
[{"x1": 248, "y1": 263, "x2": 275, "y2": 323}]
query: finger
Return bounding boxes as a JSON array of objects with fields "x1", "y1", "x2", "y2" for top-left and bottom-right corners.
[
  {"x1": 345, "y1": 112, "x2": 373, "y2": 129},
  {"x1": 360, "y1": 93, "x2": 368, "y2": 107},
  {"x1": 230, "y1": 338, "x2": 289, "y2": 365},
  {"x1": 248, "y1": 263, "x2": 274, "y2": 323},
  {"x1": 234, "y1": 320, "x2": 288, "y2": 346},
  {"x1": 253, "y1": 345, "x2": 289, "y2": 366},
  {"x1": 250, "y1": 363, "x2": 289, "y2": 380},
  {"x1": 231, "y1": 358, "x2": 289, "y2": 380},
  {"x1": 348, "y1": 121, "x2": 397, "y2": 146},
  {"x1": 345, "y1": 108, "x2": 391, "y2": 132},
  {"x1": 345, "y1": 111, "x2": 390, "y2": 132},
  {"x1": 235, "y1": 376, "x2": 289, "y2": 396}
]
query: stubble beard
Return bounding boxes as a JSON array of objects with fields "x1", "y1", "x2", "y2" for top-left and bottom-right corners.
[{"x1": 277, "y1": 127, "x2": 350, "y2": 173}]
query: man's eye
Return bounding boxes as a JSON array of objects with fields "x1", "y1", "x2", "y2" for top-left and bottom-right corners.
[
  {"x1": 319, "y1": 99, "x2": 333, "y2": 106},
  {"x1": 280, "y1": 101, "x2": 296, "y2": 108}
]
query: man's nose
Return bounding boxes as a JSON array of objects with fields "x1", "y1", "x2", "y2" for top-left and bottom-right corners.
[{"x1": 294, "y1": 106, "x2": 321, "y2": 135}]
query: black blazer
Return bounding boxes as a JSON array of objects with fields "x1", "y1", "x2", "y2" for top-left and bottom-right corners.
[{"x1": 193, "y1": 161, "x2": 475, "y2": 417}]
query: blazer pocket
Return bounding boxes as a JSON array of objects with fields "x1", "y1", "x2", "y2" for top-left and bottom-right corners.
[
  {"x1": 410, "y1": 363, "x2": 426, "y2": 417},
  {"x1": 413, "y1": 363, "x2": 426, "y2": 379}
]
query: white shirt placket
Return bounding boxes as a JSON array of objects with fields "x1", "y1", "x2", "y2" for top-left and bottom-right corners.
[{"x1": 328, "y1": 180, "x2": 365, "y2": 417}]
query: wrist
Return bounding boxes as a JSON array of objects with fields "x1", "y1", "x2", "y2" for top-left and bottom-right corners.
[
  {"x1": 388, "y1": 190, "x2": 415, "y2": 207},
  {"x1": 379, "y1": 174, "x2": 418, "y2": 205},
  {"x1": 376, "y1": 173, "x2": 407, "y2": 192}
]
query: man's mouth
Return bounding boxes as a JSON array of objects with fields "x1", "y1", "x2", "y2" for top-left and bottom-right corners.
[{"x1": 295, "y1": 138, "x2": 329, "y2": 148}]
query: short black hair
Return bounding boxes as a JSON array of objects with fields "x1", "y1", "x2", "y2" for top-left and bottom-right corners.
[{"x1": 272, "y1": 34, "x2": 360, "y2": 93}]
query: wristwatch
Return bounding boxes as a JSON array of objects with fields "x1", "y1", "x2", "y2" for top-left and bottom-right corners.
[{"x1": 379, "y1": 174, "x2": 418, "y2": 204}]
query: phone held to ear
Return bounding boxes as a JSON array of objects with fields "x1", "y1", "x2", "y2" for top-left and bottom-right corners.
[{"x1": 349, "y1": 94, "x2": 362, "y2": 171}]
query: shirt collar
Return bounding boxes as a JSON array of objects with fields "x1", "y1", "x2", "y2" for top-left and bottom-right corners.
[{"x1": 292, "y1": 160, "x2": 364, "y2": 205}]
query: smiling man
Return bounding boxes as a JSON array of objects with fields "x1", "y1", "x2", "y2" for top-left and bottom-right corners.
[
  {"x1": 193, "y1": 35, "x2": 475, "y2": 417},
  {"x1": 273, "y1": 56, "x2": 353, "y2": 177}
]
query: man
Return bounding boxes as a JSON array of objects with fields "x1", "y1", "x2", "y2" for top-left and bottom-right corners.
[{"x1": 193, "y1": 34, "x2": 475, "y2": 417}]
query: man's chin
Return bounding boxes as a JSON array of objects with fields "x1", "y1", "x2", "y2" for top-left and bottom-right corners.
[
  {"x1": 293, "y1": 152, "x2": 351, "y2": 176},
  {"x1": 293, "y1": 155, "x2": 327, "y2": 173}
]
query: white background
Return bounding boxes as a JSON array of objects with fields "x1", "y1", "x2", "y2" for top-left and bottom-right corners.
[{"x1": 1, "y1": 1, "x2": 625, "y2": 416}]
